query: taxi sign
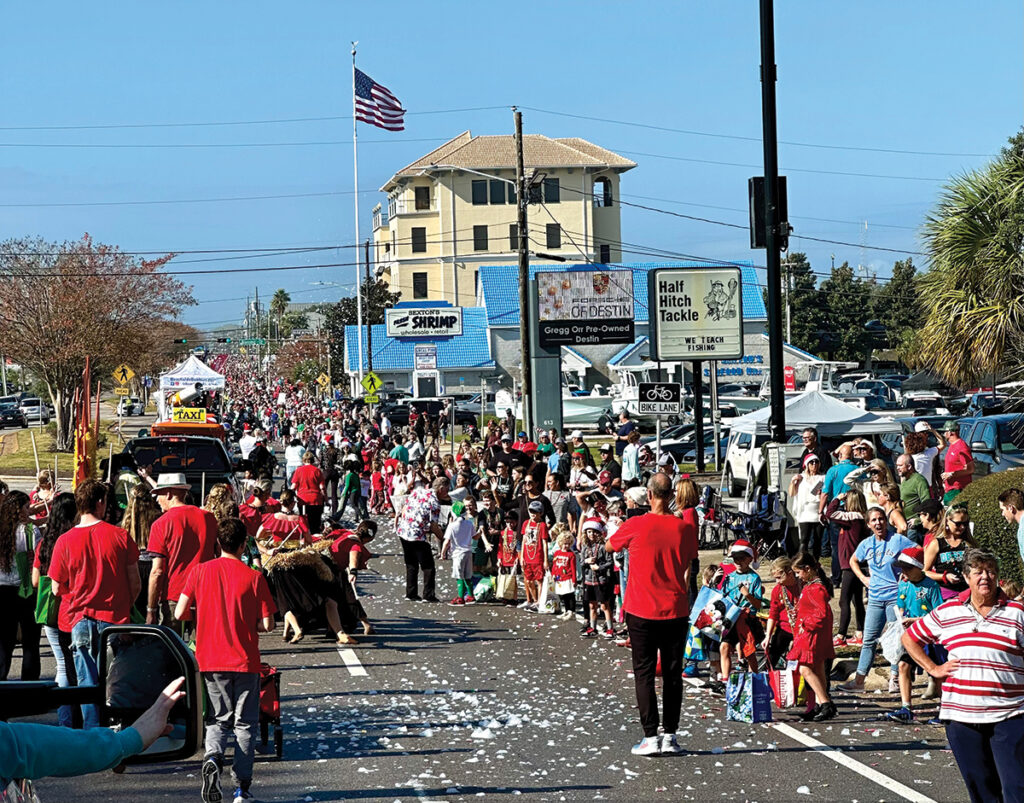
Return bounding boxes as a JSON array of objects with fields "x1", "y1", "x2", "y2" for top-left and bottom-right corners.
[
  {"x1": 112, "y1": 364, "x2": 135, "y2": 385},
  {"x1": 113, "y1": 386, "x2": 131, "y2": 396},
  {"x1": 316, "y1": 373, "x2": 331, "y2": 388},
  {"x1": 360, "y1": 371, "x2": 383, "y2": 394},
  {"x1": 363, "y1": 393, "x2": 379, "y2": 404},
  {"x1": 171, "y1": 407, "x2": 207, "y2": 423}
]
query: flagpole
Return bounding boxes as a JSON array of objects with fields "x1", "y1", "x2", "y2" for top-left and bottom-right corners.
[{"x1": 351, "y1": 42, "x2": 365, "y2": 387}]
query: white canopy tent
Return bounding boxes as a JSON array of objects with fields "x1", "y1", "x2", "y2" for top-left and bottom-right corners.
[
  {"x1": 157, "y1": 355, "x2": 226, "y2": 421},
  {"x1": 728, "y1": 390, "x2": 902, "y2": 437}
]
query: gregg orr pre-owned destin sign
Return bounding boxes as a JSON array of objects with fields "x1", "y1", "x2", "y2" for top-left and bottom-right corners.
[
  {"x1": 386, "y1": 307, "x2": 463, "y2": 338},
  {"x1": 536, "y1": 270, "x2": 634, "y2": 347},
  {"x1": 648, "y1": 267, "x2": 744, "y2": 361}
]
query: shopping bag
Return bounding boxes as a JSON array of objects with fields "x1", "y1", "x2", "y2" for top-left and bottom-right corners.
[
  {"x1": 473, "y1": 576, "x2": 495, "y2": 602},
  {"x1": 496, "y1": 570, "x2": 517, "y2": 601},
  {"x1": 554, "y1": 579, "x2": 575, "y2": 596},
  {"x1": 537, "y1": 573, "x2": 556, "y2": 613},
  {"x1": 880, "y1": 617, "x2": 906, "y2": 665},
  {"x1": 684, "y1": 624, "x2": 708, "y2": 662},
  {"x1": 768, "y1": 668, "x2": 810, "y2": 709},
  {"x1": 725, "y1": 671, "x2": 773, "y2": 723}
]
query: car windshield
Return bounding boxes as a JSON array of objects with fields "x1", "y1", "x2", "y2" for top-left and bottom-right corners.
[
  {"x1": 126, "y1": 438, "x2": 232, "y2": 473},
  {"x1": 997, "y1": 421, "x2": 1024, "y2": 454}
]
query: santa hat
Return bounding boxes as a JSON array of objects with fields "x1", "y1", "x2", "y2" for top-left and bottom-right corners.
[
  {"x1": 730, "y1": 539, "x2": 760, "y2": 568},
  {"x1": 582, "y1": 517, "x2": 606, "y2": 535},
  {"x1": 898, "y1": 546, "x2": 925, "y2": 569}
]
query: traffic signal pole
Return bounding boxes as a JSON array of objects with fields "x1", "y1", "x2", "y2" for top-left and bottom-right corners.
[
  {"x1": 513, "y1": 108, "x2": 533, "y2": 437},
  {"x1": 759, "y1": 0, "x2": 787, "y2": 443}
]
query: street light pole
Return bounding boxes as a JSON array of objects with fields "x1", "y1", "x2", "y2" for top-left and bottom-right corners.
[
  {"x1": 759, "y1": 0, "x2": 786, "y2": 443},
  {"x1": 365, "y1": 239, "x2": 374, "y2": 374},
  {"x1": 514, "y1": 107, "x2": 533, "y2": 437}
]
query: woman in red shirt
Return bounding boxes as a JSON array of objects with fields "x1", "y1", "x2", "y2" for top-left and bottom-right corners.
[
  {"x1": 788, "y1": 552, "x2": 837, "y2": 722},
  {"x1": 290, "y1": 452, "x2": 326, "y2": 535}
]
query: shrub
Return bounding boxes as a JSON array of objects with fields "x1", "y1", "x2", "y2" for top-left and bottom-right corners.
[{"x1": 950, "y1": 468, "x2": 1024, "y2": 586}]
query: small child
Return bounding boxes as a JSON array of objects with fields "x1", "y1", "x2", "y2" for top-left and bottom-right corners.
[
  {"x1": 519, "y1": 500, "x2": 550, "y2": 612},
  {"x1": 497, "y1": 510, "x2": 521, "y2": 605},
  {"x1": 886, "y1": 546, "x2": 944, "y2": 724},
  {"x1": 717, "y1": 540, "x2": 764, "y2": 682},
  {"x1": 580, "y1": 518, "x2": 615, "y2": 639},
  {"x1": 550, "y1": 527, "x2": 578, "y2": 621},
  {"x1": 684, "y1": 563, "x2": 721, "y2": 678},
  {"x1": 369, "y1": 460, "x2": 386, "y2": 513},
  {"x1": 441, "y1": 500, "x2": 477, "y2": 606}
]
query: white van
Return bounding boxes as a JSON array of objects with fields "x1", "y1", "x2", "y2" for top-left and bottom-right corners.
[{"x1": 722, "y1": 430, "x2": 771, "y2": 496}]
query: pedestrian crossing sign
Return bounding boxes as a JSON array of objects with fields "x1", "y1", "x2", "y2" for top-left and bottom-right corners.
[
  {"x1": 360, "y1": 371, "x2": 383, "y2": 394},
  {"x1": 363, "y1": 393, "x2": 379, "y2": 404},
  {"x1": 113, "y1": 364, "x2": 135, "y2": 385},
  {"x1": 316, "y1": 372, "x2": 331, "y2": 388}
]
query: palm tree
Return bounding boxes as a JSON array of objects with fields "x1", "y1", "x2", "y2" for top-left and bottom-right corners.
[
  {"x1": 917, "y1": 134, "x2": 1024, "y2": 387},
  {"x1": 270, "y1": 289, "x2": 291, "y2": 341}
]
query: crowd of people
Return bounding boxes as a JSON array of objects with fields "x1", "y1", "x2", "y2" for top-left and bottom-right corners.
[{"x1": 4, "y1": 362, "x2": 1024, "y2": 802}]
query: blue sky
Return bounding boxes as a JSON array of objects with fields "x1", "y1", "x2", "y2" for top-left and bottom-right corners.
[{"x1": 2, "y1": 1, "x2": 1020, "y2": 334}]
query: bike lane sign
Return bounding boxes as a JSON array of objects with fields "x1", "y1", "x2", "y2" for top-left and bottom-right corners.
[{"x1": 638, "y1": 382, "x2": 681, "y2": 416}]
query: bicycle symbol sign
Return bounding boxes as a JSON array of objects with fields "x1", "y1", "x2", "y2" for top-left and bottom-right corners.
[{"x1": 638, "y1": 382, "x2": 681, "y2": 416}]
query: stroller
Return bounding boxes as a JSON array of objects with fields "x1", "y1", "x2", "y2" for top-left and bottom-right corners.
[
  {"x1": 258, "y1": 663, "x2": 283, "y2": 759},
  {"x1": 697, "y1": 484, "x2": 727, "y2": 550}
]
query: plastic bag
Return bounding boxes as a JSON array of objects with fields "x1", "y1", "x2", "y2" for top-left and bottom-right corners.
[
  {"x1": 880, "y1": 617, "x2": 906, "y2": 665},
  {"x1": 473, "y1": 576, "x2": 495, "y2": 602}
]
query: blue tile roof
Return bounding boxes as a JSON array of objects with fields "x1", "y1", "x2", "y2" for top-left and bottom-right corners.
[
  {"x1": 608, "y1": 336, "x2": 650, "y2": 366},
  {"x1": 345, "y1": 307, "x2": 495, "y2": 372},
  {"x1": 479, "y1": 261, "x2": 765, "y2": 327}
]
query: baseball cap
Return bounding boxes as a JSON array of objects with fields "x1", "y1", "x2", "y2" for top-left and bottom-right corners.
[
  {"x1": 570, "y1": 430, "x2": 583, "y2": 439},
  {"x1": 624, "y1": 486, "x2": 648, "y2": 506},
  {"x1": 599, "y1": 443, "x2": 613, "y2": 452},
  {"x1": 914, "y1": 420, "x2": 930, "y2": 432},
  {"x1": 518, "y1": 431, "x2": 527, "y2": 438},
  {"x1": 501, "y1": 434, "x2": 512, "y2": 442},
  {"x1": 658, "y1": 453, "x2": 675, "y2": 466},
  {"x1": 528, "y1": 499, "x2": 544, "y2": 513},
  {"x1": 598, "y1": 470, "x2": 612, "y2": 484},
  {"x1": 539, "y1": 432, "x2": 550, "y2": 439},
  {"x1": 943, "y1": 420, "x2": 960, "y2": 432},
  {"x1": 898, "y1": 546, "x2": 925, "y2": 569}
]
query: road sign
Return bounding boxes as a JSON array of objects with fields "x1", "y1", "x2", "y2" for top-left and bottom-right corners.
[
  {"x1": 171, "y1": 407, "x2": 207, "y2": 423},
  {"x1": 113, "y1": 386, "x2": 131, "y2": 396},
  {"x1": 316, "y1": 373, "x2": 331, "y2": 388},
  {"x1": 638, "y1": 382, "x2": 682, "y2": 416},
  {"x1": 363, "y1": 393, "x2": 380, "y2": 404},
  {"x1": 238, "y1": 346, "x2": 247, "y2": 355},
  {"x1": 360, "y1": 371, "x2": 383, "y2": 394},
  {"x1": 240, "y1": 338, "x2": 266, "y2": 346},
  {"x1": 112, "y1": 364, "x2": 135, "y2": 385}
]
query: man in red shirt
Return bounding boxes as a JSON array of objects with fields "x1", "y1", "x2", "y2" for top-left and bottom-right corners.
[
  {"x1": 940, "y1": 420, "x2": 975, "y2": 504},
  {"x1": 606, "y1": 473, "x2": 697, "y2": 757},
  {"x1": 49, "y1": 479, "x2": 141, "y2": 729},
  {"x1": 290, "y1": 451, "x2": 326, "y2": 534},
  {"x1": 176, "y1": 517, "x2": 275, "y2": 803},
  {"x1": 147, "y1": 473, "x2": 218, "y2": 629}
]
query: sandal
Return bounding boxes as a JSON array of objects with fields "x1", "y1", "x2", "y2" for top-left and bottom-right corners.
[
  {"x1": 289, "y1": 630, "x2": 304, "y2": 644},
  {"x1": 362, "y1": 623, "x2": 375, "y2": 636},
  {"x1": 337, "y1": 633, "x2": 359, "y2": 646}
]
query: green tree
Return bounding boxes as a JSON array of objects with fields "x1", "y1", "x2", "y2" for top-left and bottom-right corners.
[
  {"x1": 781, "y1": 252, "x2": 826, "y2": 353},
  {"x1": 818, "y1": 262, "x2": 873, "y2": 361},
  {"x1": 270, "y1": 288, "x2": 291, "y2": 340},
  {"x1": 278, "y1": 310, "x2": 309, "y2": 339},
  {"x1": 918, "y1": 129, "x2": 1024, "y2": 386},
  {"x1": 320, "y1": 278, "x2": 402, "y2": 381}
]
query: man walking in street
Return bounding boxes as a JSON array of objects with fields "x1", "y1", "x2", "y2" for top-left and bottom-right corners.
[
  {"x1": 49, "y1": 479, "x2": 140, "y2": 729},
  {"x1": 397, "y1": 478, "x2": 443, "y2": 602},
  {"x1": 605, "y1": 473, "x2": 698, "y2": 757},
  {"x1": 147, "y1": 473, "x2": 218, "y2": 630},
  {"x1": 896, "y1": 454, "x2": 931, "y2": 544}
]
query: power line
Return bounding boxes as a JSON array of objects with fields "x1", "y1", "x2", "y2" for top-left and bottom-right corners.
[
  {"x1": 0, "y1": 137, "x2": 449, "y2": 150},
  {"x1": 0, "y1": 189, "x2": 377, "y2": 209}
]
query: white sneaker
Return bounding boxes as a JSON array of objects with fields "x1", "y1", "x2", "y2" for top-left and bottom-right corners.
[
  {"x1": 888, "y1": 672, "x2": 899, "y2": 693},
  {"x1": 631, "y1": 736, "x2": 660, "y2": 756},
  {"x1": 661, "y1": 733, "x2": 684, "y2": 754},
  {"x1": 517, "y1": 601, "x2": 530, "y2": 609}
]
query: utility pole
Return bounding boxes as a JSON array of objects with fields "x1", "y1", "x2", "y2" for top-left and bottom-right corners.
[
  {"x1": 759, "y1": 0, "x2": 786, "y2": 443},
  {"x1": 365, "y1": 239, "x2": 373, "y2": 374},
  {"x1": 784, "y1": 256, "x2": 792, "y2": 344},
  {"x1": 513, "y1": 107, "x2": 533, "y2": 436}
]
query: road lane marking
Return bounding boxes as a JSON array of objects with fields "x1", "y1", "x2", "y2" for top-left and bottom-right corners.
[
  {"x1": 681, "y1": 677, "x2": 937, "y2": 803},
  {"x1": 337, "y1": 646, "x2": 368, "y2": 677}
]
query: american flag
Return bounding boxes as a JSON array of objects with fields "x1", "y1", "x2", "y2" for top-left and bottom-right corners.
[{"x1": 354, "y1": 68, "x2": 405, "y2": 131}]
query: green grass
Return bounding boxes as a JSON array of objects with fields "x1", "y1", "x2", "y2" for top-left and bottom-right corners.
[{"x1": 0, "y1": 427, "x2": 75, "y2": 474}]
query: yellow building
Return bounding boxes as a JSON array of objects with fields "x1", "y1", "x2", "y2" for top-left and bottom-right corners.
[{"x1": 372, "y1": 131, "x2": 636, "y2": 307}]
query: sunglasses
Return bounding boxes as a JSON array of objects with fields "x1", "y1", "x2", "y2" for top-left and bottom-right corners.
[{"x1": 949, "y1": 520, "x2": 968, "y2": 528}]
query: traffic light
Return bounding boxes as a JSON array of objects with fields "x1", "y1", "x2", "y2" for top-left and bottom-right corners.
[
  {"x1": 216, "y1": 337, "x2": 232, "y2": 344},
  {"x1": 173, "y1": 338, "x2": 188, "y2": 344}
]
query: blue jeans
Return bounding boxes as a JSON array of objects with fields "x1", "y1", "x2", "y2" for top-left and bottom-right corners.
[
  {"x1": 946, "y1": 715, "x2": 1024, "y2": 803},
  {"x1": 71, "y1": 618, "x2": 112, "y2": 729},
  {"x1": 43, "y1": 625, "x2": 73, "y2": 728},
  {"x1": 856, "y1": 598, "x2": 898, "y2": 677}
]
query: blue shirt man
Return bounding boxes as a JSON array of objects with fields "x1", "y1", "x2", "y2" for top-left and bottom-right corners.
[{"x1": 821, "y1": 445, "x2": 859, "y2": 506}]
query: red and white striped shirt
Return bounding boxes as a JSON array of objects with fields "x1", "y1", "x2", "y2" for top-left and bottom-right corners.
[{"x1": 906, "y1": 590, "x2": 1024, "y2": 723}]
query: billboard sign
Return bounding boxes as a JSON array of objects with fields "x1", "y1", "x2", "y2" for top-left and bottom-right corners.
[
  {"x1": 414, "y1": 343, "x2": 437, "y2": 370},
  {"x1": 386, "y1": 307, "x2": 462, "y2": 338},
  {"x1": 648, "y1": 267, "x2": 744, "y2": 360},
  {"x1": 536, "y1": 270, "x2": 634, "y2": 347}
]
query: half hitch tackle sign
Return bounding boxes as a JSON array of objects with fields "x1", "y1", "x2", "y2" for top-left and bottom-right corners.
[
  {"x1": 386, "y1": 307, "x2": 463, "y2": 338},
  {"x1": 536, "y1": 270, "x2": 634, "y2": 347},
  {"x1": 648, "y1": 267, "x2": 744, "y2": 361}
]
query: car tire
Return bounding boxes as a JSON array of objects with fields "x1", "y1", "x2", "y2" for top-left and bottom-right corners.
[{"x1": 725, "y1": 466, "x2": 741, "y2": 497}]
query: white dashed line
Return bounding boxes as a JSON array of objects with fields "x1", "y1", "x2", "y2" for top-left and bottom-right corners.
[
  {"x1": 682, "y1": 677, "x2": 937, "y2": 803},
  {"x1": 337, "y1": 647, "x2": 368, "y2": 677}
]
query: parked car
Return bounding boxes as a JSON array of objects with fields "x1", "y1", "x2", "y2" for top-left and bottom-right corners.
[
  {"x1": 957, "y1": 414, "x2": 1024, "y2": 477},
  {"x1": 0, "y1": 402, "x2": 27, "y2": 429},
  {"x1": 117, "y1": 396, "x2": 145, "y2": 416},
  {"x1": 378, "y1": 398, "x2": 477, "y2": 429},
  {"x1": 18, "y1": 397, "x2": 50, "y2": 424}
]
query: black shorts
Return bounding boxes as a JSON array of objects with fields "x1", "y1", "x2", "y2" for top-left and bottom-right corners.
[
  {"x1": 899, "y1": 652, "x2": 921, "y2": 670},
  {"x1": 722, "y1": 610, "x2": 765, "y2": 646},
  {"x1": 583, "y1": 581, "x2": 615, "y2": 605}
]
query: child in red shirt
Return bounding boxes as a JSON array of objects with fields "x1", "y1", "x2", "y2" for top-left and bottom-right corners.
[
  {"x1": 497, "y1": 511, "x2": 520, "y2": 606},
  {"x1": 175, "y1": 518, "x2": 276, "y2": 803},
  {"x1": 549, "y1": 527, "x2": 577, "y2": 620},
  {"x1": 369, "y1": 460, "x2": 387, "y2": 514},
  {"x1": 519, "y1": 501, "x2": 549, "y2": 612}
]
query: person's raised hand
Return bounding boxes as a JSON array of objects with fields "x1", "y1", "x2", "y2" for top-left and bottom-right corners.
[{"x1": 128, "y1": 676, "x2": 186, "y2": 750}]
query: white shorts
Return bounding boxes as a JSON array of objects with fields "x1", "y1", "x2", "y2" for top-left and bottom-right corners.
[{"x1": 451, "y1": 550, "x2": 473, "y2": 580}]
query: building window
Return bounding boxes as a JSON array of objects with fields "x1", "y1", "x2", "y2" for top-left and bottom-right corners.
[
  {"x1": 412, "y1": 272, "x2": 428, "y2": 299},
  {"x1": 474, "y1": 269, "x2": 479, "y2": 297},
  {"x1": 599, "y1": 243, "x2": 611, "y2": 263},
  {"x1": 508, "y1": 224, "x2": 518, "y2": 251},
  {"x1": 594, "y1": 176, "x2": 613, "y2": 207},
  {"x1": 543, "y1": 177, "x2": 560, "y2": 203},
  {"x1": 471, "y1": 180, "x2": 488, "y2": 205},
  {"x1": 415, "y1": 186, "x2": 431, "y2": 210},
  {"x1": 546, "y1": 223, "x2": 561, "y2": 249},
  {"x1": 507, "y1": 183, "x2": 517, "y2": 205},
  {"x1": 388, "y1": 194, "x2": 397, "y2": 219},
  {"x1": 528, "y1": 185, "x2": 542, "y2": 204},
  {"x1": 411, "y1": 227, "x2": 427, "y2": 253},
  {"x1": 473, "y1": 225, "x2": 488, "y2": 251},
  {"x1": 489, "y1": 180, "x2": 506, "y2": 205}
]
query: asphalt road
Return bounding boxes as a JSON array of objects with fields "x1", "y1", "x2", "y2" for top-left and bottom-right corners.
[{"x1": 14, "y1": 510, "x2": 973, "y2": 803}]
